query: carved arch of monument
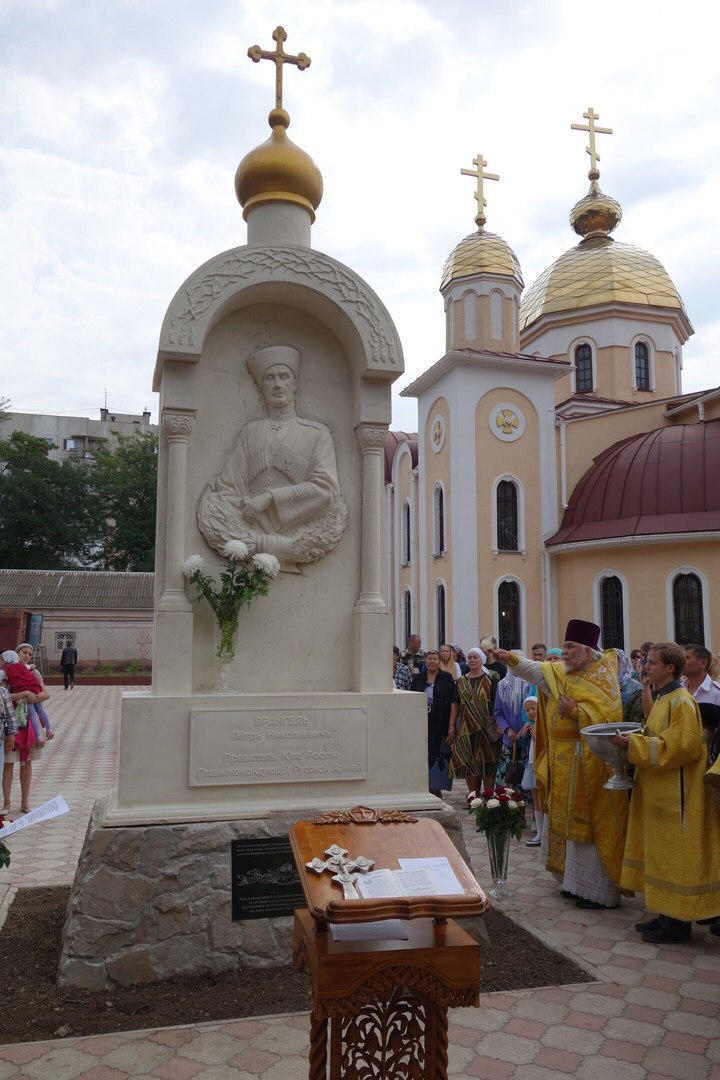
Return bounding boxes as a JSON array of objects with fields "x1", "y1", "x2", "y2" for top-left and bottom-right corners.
[{"x1": 154, "y1": 245, "x2": 404, "y2": 403}]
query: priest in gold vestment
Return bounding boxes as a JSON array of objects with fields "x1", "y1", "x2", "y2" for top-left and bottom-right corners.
[
  {"x1": 611, "y1": 641, "x2": 720, "y2": 943},
  {"x1": 497, "y1": 620, "x2": 628, "y2": 909}
]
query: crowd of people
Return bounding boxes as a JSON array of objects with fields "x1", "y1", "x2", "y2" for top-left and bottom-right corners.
[
  {"x1": 0, "y1": 644, "x2": 53, "y2": 817},
  {"x1": 394, "y1": 624, "x2": 720, "y2": 944}
]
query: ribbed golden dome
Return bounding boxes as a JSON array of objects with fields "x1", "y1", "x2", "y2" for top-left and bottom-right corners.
[
  {"x1": 235, "y1": 107, "x2": 323, "y2": 223},
  {"x1": 520, "y1": 236, "x2": 687, "y2": 331},
  {"x1": 440, "y1": 231, "x2": 524, "y2": 292}
]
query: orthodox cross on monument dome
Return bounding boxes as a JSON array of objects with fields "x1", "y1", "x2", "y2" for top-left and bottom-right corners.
[
  {"x1": 248, "y1": 25, "x2": 311, "y2": 110},
  {"x1": 461, "y1": 153, "x2": 499, "y2": 232},
  {"x1": 306, "y1": 843, "x2": 375, "y2": 900},
  {"x1": 571, "y1": 106, "x2": 612, "y2": 182}
]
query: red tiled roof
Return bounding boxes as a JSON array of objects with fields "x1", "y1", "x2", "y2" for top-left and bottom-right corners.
[
  {"x1": 547, "y1": 420, "x2": 720, "y2": 546},
  {"x1": 385, "y1": 431, "x2": 418, "y2": 483}
]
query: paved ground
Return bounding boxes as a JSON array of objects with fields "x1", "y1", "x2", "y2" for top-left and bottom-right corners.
[{"x1": 0, "y1": 686, "x2": 718, "y2": 1079}]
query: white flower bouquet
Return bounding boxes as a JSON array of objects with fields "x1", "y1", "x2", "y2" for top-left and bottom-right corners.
[{"x1": 182, "y1": 541, "x2": 280, "y2": 661}]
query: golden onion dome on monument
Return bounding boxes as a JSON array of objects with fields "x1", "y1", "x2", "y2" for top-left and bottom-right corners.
[
  {"x1": 235, "y1": 106, "x2": 323, "y2": 222},
  {"x1": 235, "y1": 26, "x2": 323, "y2": 223},
  {"x1": 440, "y1": 151, "x2": 523, "y2": 291},
  {"x1": 520, "y1": 106, "x2": 688, "y2": 332}
]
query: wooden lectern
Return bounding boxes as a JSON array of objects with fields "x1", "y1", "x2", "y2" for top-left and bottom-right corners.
[{"x1": 290, "y1": 807, "x2": 489, "y2": 1080}]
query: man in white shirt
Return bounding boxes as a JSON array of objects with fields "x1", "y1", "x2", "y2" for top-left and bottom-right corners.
[{"x1": 682, "y1": 644, "x2": 720, "y2": 705}]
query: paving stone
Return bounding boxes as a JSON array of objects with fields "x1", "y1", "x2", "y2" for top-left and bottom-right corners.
[
  {"x1": 644, "y1": 1044, "x2": 714, "y2": 1078},
  {"x1": 662, "y1": 1010, "x2": 720, "y2": 1038},
  {"x1": 463, "y1": 1054, "x2": 515, "y2": 1078},
  {"x1": 625, "y1": 985, "x2": 681, "y2": 1010},
  {"x1": 150, "y1": 1059, "x2": 207, "y2": 1080},
  {"x1": 446, "y1": 1045, "x2": 481, "y2": 1071},
  {"x1": 22, "y1": 1047, "x2": 99, "y2": 1080},
  {"x1": 561, "y1": 990, "x2": 626, "y2": 1017},
  {"x1": 604, "y1": 1015, "x2": 665, "y2": 1046},
  {"x1": 470, "y1": 1031, "x2": 540, "y2": 1065},
  {"x1": 680, "y1": 980, "x2": 720, "y2": 1003},
  {"x1": 541, "y1": 1024, "x2": 604, "y2": 1054},
  {"x1": 576, "y1": 1056, "x2": 647, "y2": 1079},
  {"x1": 511, "y1": 998, "x2": 570, "y2": 1024},
  {"x1": 101, "y1": 1040, "x2": 174, "y2": 1073},
  {"x1": 534, "y1": 1046, "x2": 583, "y2": 1072}
]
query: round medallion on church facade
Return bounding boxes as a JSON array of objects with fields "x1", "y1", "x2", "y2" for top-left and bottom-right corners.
[
  {"x1": 430, "y1": 415, "x2": 446, "y2": 453},
  {"x1": 490, "y1": 403, "x2": 525, "y2": 442}
]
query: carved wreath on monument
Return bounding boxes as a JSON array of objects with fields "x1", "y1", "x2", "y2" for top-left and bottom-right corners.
[{"x1": 197, "y1": 345, "x2": 348, "y2": 572}]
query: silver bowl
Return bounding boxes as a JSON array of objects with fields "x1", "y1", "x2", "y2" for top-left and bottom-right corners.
[{"x1": 581, "y1": 722, "x2": 642, "y2": 789}]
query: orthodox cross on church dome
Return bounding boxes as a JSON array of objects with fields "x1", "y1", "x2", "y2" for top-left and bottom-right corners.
[
  {"x1": 571, "y1": 106, "x2": 612, "y2": 183},
  {"x1": 461, "y1": 153, "x2": 499, "y2": 232},
  {"x1": 248, "y1": 25, "x2": 311, "y2": 110}
]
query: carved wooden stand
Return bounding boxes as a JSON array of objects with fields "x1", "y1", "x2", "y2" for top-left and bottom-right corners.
[
  {"x1": 294, "y1": 909, "x2": 479, "y2": 1080},
  {"x1": 290, "y1": 808, "x2": 487, "y2": 1080}
]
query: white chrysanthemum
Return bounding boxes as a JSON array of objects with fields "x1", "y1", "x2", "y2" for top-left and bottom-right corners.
[
  {"x1": 223, "y1": 539, "x2": 249, "y2": 561},
  {"x1": 253, "y1": 553, "x2": 280, "y2": 578},
  {"x1": 182, "y1": 555, "x2": 204, "y2": 577},
  {"x1": 507, "y1": 800, "x2": 518, "y2": 810},
  {"x1": 486, "y1": 798, "x2": 501, "y2": 809}
]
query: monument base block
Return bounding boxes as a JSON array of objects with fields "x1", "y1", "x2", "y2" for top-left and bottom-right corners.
[{"x1": 107, "y1": 689, "x2": 436, "y2": 826}]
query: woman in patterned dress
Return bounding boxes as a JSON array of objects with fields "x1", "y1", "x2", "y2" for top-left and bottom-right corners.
[{"x1": 447, "y1": 647, "x2": 500, "y2": 801}]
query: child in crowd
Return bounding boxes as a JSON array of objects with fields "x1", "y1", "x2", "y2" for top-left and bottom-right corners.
[
  {"x1": 520, "y1": 695, "x2": 542, "y2": 846},
  {"x1": 15, "y1": 644, "x2": 53, "y2": 745}
]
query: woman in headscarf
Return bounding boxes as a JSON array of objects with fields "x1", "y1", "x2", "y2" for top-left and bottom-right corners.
[
  {"x1": 447, "y1": 647, "x2": 500, "y2": 801},
  {"x1": 0, "y1": 649, "x2": 49, "y2": 814}
]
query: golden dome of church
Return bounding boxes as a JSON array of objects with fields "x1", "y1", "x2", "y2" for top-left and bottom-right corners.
[
  {"x1": 440, "y1": 231, "x2": 523, "y2": 291},
  {"x1": 520, "y1": 179, "x2": 688, "y2": 332}
]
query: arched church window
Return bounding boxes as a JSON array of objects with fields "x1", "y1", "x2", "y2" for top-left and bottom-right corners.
[
  {"x1": 600, "y1": 576, "x2": 624, "y2": 650},
  {"x1": 436, "y1": 582, "x2": 447, "y2": 647},
  {"x1": 496, "y1": 480, "x2": 519, "y2": 551},
  {"x1": 635, "y1": 342, "x2": 650, "y2": 391},
  {"x1": 433, "y1": 485, "x2": 445, "y2": 555},
  {"x1": 575, "y1": 343, "x2": 593, "y2": 393},
  {"x1": 497, "y1": 580, "x2": 520, "y2": 650},
  {"x1": 403, "y1": 589, "x2": 412, "y2": 645},
  {"x1": 403, "y1": 501, "x2": 411, "y2": 564},
  {"x1": 673, "y1": 573, "x2": 704, "y2": 645}
]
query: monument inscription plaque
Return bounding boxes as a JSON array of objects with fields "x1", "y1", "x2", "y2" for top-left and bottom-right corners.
[
  {"x1": 231, "y1": 836, "x2": 306, "y2": 920},
  {"x1": 189, "y1": 707, "x2": 368, "y2": 786}
]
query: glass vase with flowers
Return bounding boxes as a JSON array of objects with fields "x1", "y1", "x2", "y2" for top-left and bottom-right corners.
[{"x1": 468, "y1": 784, "x2": 525, "y2": 900}]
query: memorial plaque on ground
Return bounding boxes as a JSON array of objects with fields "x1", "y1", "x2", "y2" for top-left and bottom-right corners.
[
  {"x1": 190, "y1": 708, "x2": 368, "y2": 786},
  {"x1": 231, "y1": 836, "x2": 307, "y2": 920}
]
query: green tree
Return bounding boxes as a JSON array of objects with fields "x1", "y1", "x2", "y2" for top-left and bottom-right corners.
[
  {"x1": 0, "y1": 432, "x2": 96, "y2": 569},
  {"x1": 90, "y1": 431, "x2": 157, "y2": 571}
]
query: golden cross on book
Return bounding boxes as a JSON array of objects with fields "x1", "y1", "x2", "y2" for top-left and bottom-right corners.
[
  {"x1": 571, "y1": 107, "x2": 612, "y2": 181},
  {"x1": 248, "y1": 26, "x2": 311, "y2": 110},
  {"x1": 460, "y1": 153, "x2": 499, "y2": 231}
]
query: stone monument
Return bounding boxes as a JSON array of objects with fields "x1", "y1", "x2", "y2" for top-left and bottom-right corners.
[{"x1": 59, "y1": 27, "x2": 461, "y2": 989}]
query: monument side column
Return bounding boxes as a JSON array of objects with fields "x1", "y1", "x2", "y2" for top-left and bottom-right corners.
[
  {"x1": 155, "y1": 409, "x2": 195, "y2": 695},
  {"x1": 353, "y1": 423, "x2": 391, "y2": 692}
]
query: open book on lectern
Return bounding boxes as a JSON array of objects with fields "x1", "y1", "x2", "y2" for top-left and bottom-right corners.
[{"x1": 354, "y1": 857, "x2": 464, "y2": 900}]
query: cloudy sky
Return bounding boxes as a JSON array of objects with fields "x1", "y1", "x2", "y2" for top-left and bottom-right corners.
[{"x1": 2, "y1": 0, "x2": 718, "y2": 432}]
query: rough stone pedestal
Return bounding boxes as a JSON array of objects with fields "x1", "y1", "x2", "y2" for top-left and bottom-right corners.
[{"x1": 58, "y1": 800, "x2": 476, "y2": 989}]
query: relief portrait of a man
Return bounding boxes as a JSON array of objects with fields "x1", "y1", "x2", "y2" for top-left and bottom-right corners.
[{"x1": 197, "y1": 346, "x2": 347, "y2": 571}]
